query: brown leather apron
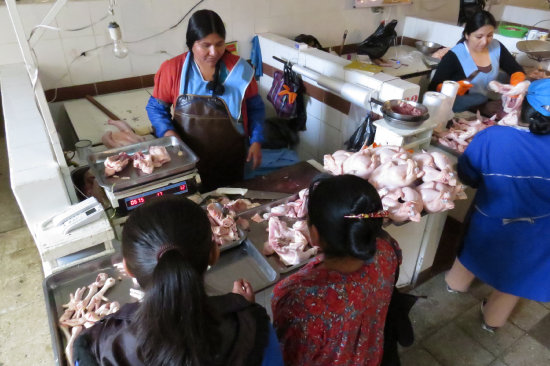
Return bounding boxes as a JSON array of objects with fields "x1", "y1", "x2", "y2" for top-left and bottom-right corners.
[{"x1": 173, "y1": 94, "x2": 246, "y2": 192}]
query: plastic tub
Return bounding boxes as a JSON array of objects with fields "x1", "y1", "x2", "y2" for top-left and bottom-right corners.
[{"x1": 498, "y1": 24, "x2": 529, "y2": 38}]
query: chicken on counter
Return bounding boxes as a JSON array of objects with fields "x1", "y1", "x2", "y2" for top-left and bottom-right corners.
[{"x1": 323, "y1": 145, "x2": 466, "y2": 223}]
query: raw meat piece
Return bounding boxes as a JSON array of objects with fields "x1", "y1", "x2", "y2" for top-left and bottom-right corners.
[
  {"x1": 392, "y1": 101, "x2": 424, "y2": 116},
  {"x1": 323, "y1": 150, "x2": 352, "y2": 175},
  {"x1": 262, "y1": 189, "x2": 309, "y2": 220},
  {"x1": 342, "y1": 149, "x2": 379, "y2": 179},
  {"x1": 224, "y1": 198, "x2": 260, "y2": 213},
  {"x1": 432, "y1": 113, "x2": 496, "y2": 154},
  {"x1": 416, "y1": 182, "x2": 455, "y2": 213},
  {"x1": 236, "y1": 217, "x2": 250, "y2": 231},
  {"x1": 368, "y1": 159, "x2": 424, "y2": 190},
  {"x1": 101, "y1": 119, "x2": 145, "y2": 148},
  {"x1": 206, "y1": 203, "x2": 241, "y2": 246},
  {"x1": 58, "y1": 273, "x2": 118, "y2": 366},
  {"x1": 104, "y1": 152, "x2": 130, "y2": 177},
  {"x1": 265, "y1": 217, "x2": 318, "y2": 266},
  {"x1": 381, "y1": 187, "x2": 423, "y2": 222},
  {"x1": 251, "y1": 213, "x2": 265, "y2": 223},
  {"x1": 132, "y1": 151, "x2": 154, "y2": 174},
  {"x1": 148, "y1": 146, "x2": 171, "y2": 167}
]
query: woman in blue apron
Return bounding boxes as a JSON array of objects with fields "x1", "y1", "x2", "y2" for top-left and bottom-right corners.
[
  {"x1": 445, "y1": 79, "x2": 550, "y2": 333},
  {"x1": 146, "y1": 10, "x2": 265, "y2": 192},
  {"x1": 429, "y1": 11, "x2": 525, "y2": 113}
]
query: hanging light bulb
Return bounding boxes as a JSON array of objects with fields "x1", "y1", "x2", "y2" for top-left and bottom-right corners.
[{"x1": 108, "y1": 22, "x2": 128, "y2": 58}]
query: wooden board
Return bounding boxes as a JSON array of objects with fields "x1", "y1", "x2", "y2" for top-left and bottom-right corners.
[{"x1": 64, "y1": 88, "x2": 154, "y2": 145}]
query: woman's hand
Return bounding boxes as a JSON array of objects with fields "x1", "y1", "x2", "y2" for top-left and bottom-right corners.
[
  {"x1": 247, "y1": 142, "x2": 262, "y2": 170},
  {"x1": 163, "y1": 130, "x2": 179, "y2": 138},
  {"x1": 232, "y1": 278, "x2": 255, "y2": 302}
]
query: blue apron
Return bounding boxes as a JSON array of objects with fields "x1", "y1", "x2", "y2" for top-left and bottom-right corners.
[{"x1": 451, "y1": 39, "x2": 501, "y2": 96}]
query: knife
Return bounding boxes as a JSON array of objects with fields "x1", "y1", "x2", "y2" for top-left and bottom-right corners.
[{"x1": 215, "y1": 187, "x2": 290, "y2": 200}]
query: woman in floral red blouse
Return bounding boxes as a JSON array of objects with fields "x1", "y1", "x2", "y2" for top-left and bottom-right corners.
[{"x1": 271, "y1": 174, "x2": 401, "y2": 366}]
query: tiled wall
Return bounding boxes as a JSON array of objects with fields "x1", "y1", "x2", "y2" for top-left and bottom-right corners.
[{"x1": 0, "y1": 0, "x2": 412, "y2": 90}]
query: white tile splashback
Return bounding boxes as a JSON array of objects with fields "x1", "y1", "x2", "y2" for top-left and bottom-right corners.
[{"x1": 1, "y1": 0, "x2": 415, "y2": 88}]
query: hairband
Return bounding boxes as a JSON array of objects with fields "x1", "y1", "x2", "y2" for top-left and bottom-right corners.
[
  {"x1": 157, "y1": 245, "x2": 178, "y2": 261},
  {"x1": 344, "y1": 210, "x2": 389, "y2": 219}
]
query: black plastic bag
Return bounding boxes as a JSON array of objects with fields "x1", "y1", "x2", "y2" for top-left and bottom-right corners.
[
  {"x1": 294, "y1": 34, "x2": 323, "y2": 50},
  {"x1": 345, "y1": 113, "x2": 376, "y2": 151},
  {"x1": 357, "y1": 20, "x2": 398, "y2": 60}
]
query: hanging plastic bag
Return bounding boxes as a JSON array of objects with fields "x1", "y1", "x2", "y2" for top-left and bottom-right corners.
[
  {"x1": 357, "y1": 20, "x2": 398, "y2": 60},
  {"x1": 345, "y1": 113, "x2": 377, "y2": 151},
  {"x1": 267, "y1": 62, "x2": 307, "y2": 130}
]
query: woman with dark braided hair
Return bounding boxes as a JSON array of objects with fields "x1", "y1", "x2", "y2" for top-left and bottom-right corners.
[
  {"x1": 272, "y1": 174, "x2": 401, "y2": 366},
  {"x1": 72, "y1": 196, "x2": 283, "y2": 366},
  {"x1": 146, "y1": 9, "x2": 265, "y2": 191}
]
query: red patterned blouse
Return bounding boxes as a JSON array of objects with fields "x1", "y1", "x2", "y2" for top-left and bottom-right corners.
[{"x1": 271, "y1": 237, "x2": 400, "y2": 366}]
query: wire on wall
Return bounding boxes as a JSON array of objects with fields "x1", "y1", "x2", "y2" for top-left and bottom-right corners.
[{"x1": 41, "y1": 0, "x2": 206, "y2": 101}]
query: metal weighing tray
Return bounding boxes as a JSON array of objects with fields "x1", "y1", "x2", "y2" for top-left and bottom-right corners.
[
  {"x1": 43, "y1": 252, "x2": 133, "y2": 366},
  {"x1": 205, "y1": 240, "x2": 279, "y2": 295},
  {"x1": 87, "y1": 136, "x2": 199, "y2": 192},
  {"x1": 238, "y1": 194, "x2": 320, "y2": 274}
]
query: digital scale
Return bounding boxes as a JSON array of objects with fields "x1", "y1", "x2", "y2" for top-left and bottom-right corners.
[{"x1": 104, "y1": 169, "x2": 201, "y2": 215}]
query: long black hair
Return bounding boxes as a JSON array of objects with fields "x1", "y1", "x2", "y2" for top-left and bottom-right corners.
[
  {"x1": 186, "y1": 9, "x2": 226, "y2": 95},
  {"x1": 522, "y1": 100, "x2": 550, "y2": 135},
  {"x1": 307, "y1": 174, "x2": 383, "y2": 261},
  {"x1": 123, "y1": 196, "x2": 219, "y2": 366},
  {"x1": 459, "y1": 10, "x2": 496, "y2": 43}
]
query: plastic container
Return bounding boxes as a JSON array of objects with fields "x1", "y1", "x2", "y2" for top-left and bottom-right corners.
[{"x1": 498, "y1": 24, "x2": 529, "y2": 38}]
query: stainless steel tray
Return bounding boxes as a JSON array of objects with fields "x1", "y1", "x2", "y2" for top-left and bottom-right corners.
[
  {"x1": 87, "y1": 136, "x2": 199, "y2": 192},
  {"x1": 44, "y1": 243, "x2": 278, "y2": 365},
  {"x1": 238, "y1": 194, "x2": 320, "y2": 274},
  {"x1": 219, "y1": 227, "x2": 247, "y2": 252},
  {"x1": 205, "y1": 240, "x2": 279, "y2": 294},
  {"x1": 43, "y1": 252, "x2": 133, "y2": 366}
]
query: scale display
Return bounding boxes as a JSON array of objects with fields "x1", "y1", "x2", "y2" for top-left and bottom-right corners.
[{"x1": 123, "y1": 181, "x2": 190, "y2": 211}]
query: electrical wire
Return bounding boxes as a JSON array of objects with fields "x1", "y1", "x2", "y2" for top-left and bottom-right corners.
[
  {"x1": 27, "y1": 13, "x2": 110, "y2": 41},
  {"x1": 532, "y1": 19, "x2": 550, "y2": 27},
  {"x1": 125, "y1": 0, "x2": 206, "y2": 44}
]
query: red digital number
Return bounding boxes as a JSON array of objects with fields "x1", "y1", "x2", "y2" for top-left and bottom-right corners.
[
  {"x1": 156, "y1": 191, "x2": 164, "y2": 197},
  {"x1": 138, "y1": 197, "x2": 145, "y2": 203},
  {"x1": 130, "y1": 199, "x2": 138, "y2": 206},
  {"x1": 180, "y1": 184, "x2": 187, "y2": 191}
]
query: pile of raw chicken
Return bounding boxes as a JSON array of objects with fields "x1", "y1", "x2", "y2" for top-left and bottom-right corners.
[
  {"x1": 324, "y1": 145, "x2": 466, "y2": 223},
  {"x1": 205, "y1": 198, "x2": 259, "y2": 246},
  {"x1": 432, "y1": 112, "x2": 496, "y2": 154},
  {"x1": 433, "y1": 80, "x2": 531, "y2": 154},
  {"x1": 58, "y1": 273, "x2": 119, "y2": 365},
  {"x1": 244, "y1": 189, "x2": 318, "y2": 266},
  {"x1": 104, "y1": 145, "x2": 171, "y2": 177}
]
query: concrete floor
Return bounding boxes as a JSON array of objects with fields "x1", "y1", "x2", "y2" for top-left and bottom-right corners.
[{"x1": 1, "y1": 134, "x2": 550, "y2": 365}]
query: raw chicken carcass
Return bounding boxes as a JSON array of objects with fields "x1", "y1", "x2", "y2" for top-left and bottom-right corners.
[
  {"x1": 324, "y1": 150, "x2": 353, "y2": 175},
  {"x1": 380, "y1": 187, "x2": 423, "y2": 222},
  {"x1": 416, "y1": 182, "x2": 455, "y2": 213},
  {"x1": 265, "y1": 217, "x2": 317, "y2": 266},
  {"x1": 101, "y1": 119, "x2": 146, "y2": 148},
  {"x1": 104, "y1": 152, "x2": 130, "y2": 177},
  {"x1": 368, "y1": 159, "x2": 424, "y2": 190},
  {"x1": 489, "y1": 80, "x2": 530, "y2": 114},
  {"x1": 148, "y1": 146, "x2": 171, "y2": 167},
  {"x1": 342, "y1": 149, "x2": 379, "y2": 179}
]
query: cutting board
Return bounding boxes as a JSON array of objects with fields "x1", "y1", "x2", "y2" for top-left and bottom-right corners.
[{"x1": 65, "y1": 88, "x2": 154, "y2": 145}]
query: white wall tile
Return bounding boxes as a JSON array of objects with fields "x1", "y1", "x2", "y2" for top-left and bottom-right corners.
[
  {"x1": 56, "y1": 2, "x2": 94, "y2": 38},
  {"x1": 0, "y1": 8, "x2": 17, "y2": 44},
  {"x1": 298, "y1": 115, "x2": 320, "y2": 160},
  {"x1": 232, "y1": 21, "x2": 255, "y2": 58},
  {"x1": 318, "y1": 122, "x2": 343, "y2": 160},
  {"x1": 93, "y1": 35, "x2": 133, "y2": 82},
  {"x1": 34, "y1": 38, "x2": 71, "y2": 90},
  {"x1": 16, "y1": 3, "x2": 60, "y2": 41},
  {"x1": 61, "y1": 36, "x2": 102, "y2": 85},
  {"x1": 0, "y1": 43, "x2": 24, "y2": 65}
]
